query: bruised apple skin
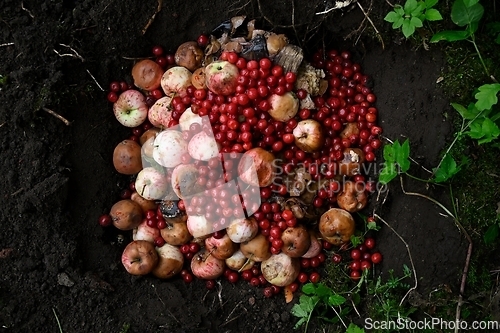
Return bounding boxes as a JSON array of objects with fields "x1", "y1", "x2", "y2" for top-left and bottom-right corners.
[
  {"x1": 318, "y1": 208, "x2": 356, "y2": 246},
  {"x1": 112, "y1": 140, "x2": 142, "y2": 175},
  {"x1": 121, "y1": 240, "x2": 159, "y2": 275},
  {"x1": 337, "y1": 181, "x2": 368, "y2": 213},
  {"x1": 131, "y1": 59, "x2": 163, "y2": 91},
  {"x1": 174, "y1": 41, "x2": 204, "y2": 72},
  {"x1": 152, "y1": 244, "x2": 184, "y2": 279},
  {"x1": 110, "y1": 199, "x2": 143, "y2": 230},
  {"x1": 204, "y1": 233, "x2": 238, "y2": 260},
  {"x1": 238, "y1": 148, "x2": 276, "y2": 187},
  {"x1": 160, "y1": 221, "x2": 192, "y2": 246}
]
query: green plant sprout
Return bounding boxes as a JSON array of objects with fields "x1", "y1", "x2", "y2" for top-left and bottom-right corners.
[
  {"x1": 384, "y1": 0, "x2": 443, "y2": 38},
  {"x1": 430, "y1": 0, "x2": 495, "y2": 81}
]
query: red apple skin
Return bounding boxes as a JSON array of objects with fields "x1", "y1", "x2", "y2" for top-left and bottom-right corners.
[
  {"x1": 191, "y1": 248, "x2": 226, "y2": 280},
  {"x1": 205, "y1": 233, "x2": 238, "y2": 260},
  {"x1": 280, "y1": 225, "x2": 311, "y2": 258},
  {"x1": 204, "y1": 61, "x2": 239, "y2": 96},
  {"x1": 121, "y1": 240, "x2": 159, "y2": 275},
  {"x1": 292, "y1": 119, "x2": 325, "y2": 153}
]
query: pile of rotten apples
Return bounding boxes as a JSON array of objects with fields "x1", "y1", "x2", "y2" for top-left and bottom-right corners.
[{"x1": 99, "y1": 17, "x2": 383, "y2": 299}]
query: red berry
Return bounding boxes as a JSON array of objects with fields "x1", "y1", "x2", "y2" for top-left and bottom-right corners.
[
  {"x1": 371, "y1": 252, "x2": 383, "y2": 264},
  {"x1": 152, "y1": 45, "x2": 164, "y2": 56},
  {"x1": 309, "y1": 272, "x2": 321, "y2": 283},
  {"x1": 107, "y1": 91, "x2": 118, "y2": 103},
  {"x1": 98, "y1": 214, "x2": 112, "y2": 227}
]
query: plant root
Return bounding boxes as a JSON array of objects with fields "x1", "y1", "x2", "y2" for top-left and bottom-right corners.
[
  {"x1": 86, "y1": 69, "x2": 104, "y2": 91},
  {"x1": 400, "y1": 177, "x2": 473, "y2": 333},
  {"x1": 373, "y1": 213, "x2": 418, "y2": 306},
  {"x1": 355, "y1": 1, "x2": 385, "y2": 50},
  {"x1": 53, "y1": 44, "x2": 85, "y2": 62},
  {"x1": 42, "y1": 108, "x2": 72, "y2": 126}
]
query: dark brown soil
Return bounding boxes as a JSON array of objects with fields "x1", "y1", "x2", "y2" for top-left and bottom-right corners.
[{"x1": 0, "y1": 1, "x2": 468, "y2": 332}]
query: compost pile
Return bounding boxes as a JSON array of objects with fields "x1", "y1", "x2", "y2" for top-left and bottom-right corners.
[{"x1": 100, "y1": 16, "x2": 384, "y2": 299}]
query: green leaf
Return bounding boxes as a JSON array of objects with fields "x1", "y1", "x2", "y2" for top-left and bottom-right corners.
[
  {"x1": 383, "y1": 144, "x2": 395, "y2": 162},
  {"x1": 474, "y1": 84, "x2": 500, "y2": 111},
  {"x1": 395, "y1": 139, "x2": 410, "y2": 172},
  {"x1": 451, "y1": 102, "x2": 480, "y2": 119},
  {"x1": 404, "y1": 0, "x2": 419, "y2": 14},
  {"x1": 395, "y1": 6, "x2": 405, "y2": 16},
  {"x1": 463, "y1": 0, "x2": 479, "y2": 7},
  {"x1": 425, "y1": 8, "x2": 443, "y2": 21},
  {"x1": 314, "y1": 283, "x2": 333, "y2": 299},
  {"x1": 346, "y1": 323, "x2": 365, "y2": 333},
  {"x1": 393, "y1": 17, "x2": 405, "y2": 29},
  {"x1": 378, "y1": 162, "x2": 398, "y2": 185},
  {"x1": 484, "y1": 224, "x2": 499, "y2": 245},
  {"x1": 478, "y1": 118, "x2": 500, "y2": 144},
  {"x1": 411, "y1": 2, "x2": 426, "y2": 16},
  {"x1": 402, "y1": 18, "x2": 416, "y2": 38},
  {"x1": 367, "y1": 221, "x2": 380, "y2": 231},
  {"x1": 466, "y1": 118, "x2": 486, "y2": 139},
  {"x1": 411, "y1": 16, "x2": 423, "y2": 28},
  {"x1": 424, "y1": 0, "x2": 438, "y2": 9},
  {"x1": 430, "y1": 30, "x2": 470, "y2": 42},
  {"x1": 384, "y1": 11, "x2": 402, "y2": 23},
  {"x1": 433, "y1": 154, "x2": 459, "y2": 183},
  {"x1": 351, "y1": 235, "x2": 363, "y2": 248},
  {"x1": 451, "y1": 0, "x2": 484, "y2": 27},
  {"x1": 291, "y1": 303, "x2": 308, "y2": 318},
  {"x1": 301, "y1": 283, "x2": 316, "y2": 295},
  {"x1": 328, "y1": 294, "x2": 346, "y2": 306}
]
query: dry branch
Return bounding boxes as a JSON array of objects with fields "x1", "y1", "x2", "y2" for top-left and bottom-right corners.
[{"x1": 42, "y1": 107, "x2": 71, "y2": 126}]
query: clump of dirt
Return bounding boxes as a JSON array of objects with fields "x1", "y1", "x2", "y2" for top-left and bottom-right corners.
[{"x1": 0, "y1": 0, "x2": 467, "y2": 332}]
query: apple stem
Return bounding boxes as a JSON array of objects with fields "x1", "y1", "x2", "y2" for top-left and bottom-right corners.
[
  {"x1": 204, "y1": 249, "x2": 216, "y2": 262},
  {"x1": 238, "y1": 256, "x2": 253, "y2": 273}
]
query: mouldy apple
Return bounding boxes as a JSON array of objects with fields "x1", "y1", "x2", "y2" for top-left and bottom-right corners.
[
  {"x1": 261, "y1": 253, "x2": 300, "y2": 287},
  {"x1": 113, "y1": 89, "x2": 148, "y2": 127},
  {"x1": 170, "y1": 163, "x2": 203, "y2": 199},
  {"x1": 204, "y1": 60, "x2": 239, "y2": 96},
  {"x1": 292, "y1": 119, "x2": 325, "y2": 152}
]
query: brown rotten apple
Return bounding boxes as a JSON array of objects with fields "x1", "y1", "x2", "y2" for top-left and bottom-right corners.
[
  {"x1": 338, "y1": 148, "x2": 365, "y2": 176},
  {"x1": 205, "y1": 233, "x2": 238, "y2": 260},
  {"x1": 152, "y1": 243, "x2": 184, "y2": 279},
  {"x1": 319, "y1": 208, "x2": 355, "y2": 246},
  {"x1": 337, "y1": 181, "x2": 368, "y2": 213},
  {"x1": 292, "y1": 119, "x2": 325, "y2": 153},
  {"x1": 280, "y1": 225, "x2": 311, "y2": 258},
  {"x1": 110, "y1": 199, "x2": 143, "y2": 230},
  {"x1": 121, "y1": 240, "x2": 159, "y2": 275}
]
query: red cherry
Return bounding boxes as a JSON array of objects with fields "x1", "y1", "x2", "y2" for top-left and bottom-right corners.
[{"x1": 98, "y1": 214, "x2": 112, "y2": 227}]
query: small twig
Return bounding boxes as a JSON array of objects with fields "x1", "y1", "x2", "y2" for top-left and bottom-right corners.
[
  {"x1": 356, "y1": 1, "x2": 385, "y2": 50},
  {"x1": 86, "y1": 69, "x2": 104, "y2": 91},
  {"x1": 385, "y1": 0, "x2": 395, "y2": 6},
  {"x1": 142, "y1": 0, "x2": 163, "y2": 35},
  {"x1": 330, "y1": 304, "x2": 347, "y2": 328},
  {"x1": 0, "y1": 42, "x2": 14, "y2": 47},
  {"x1": 0, "y1": 122, "x2": 5, "y2": 128},
  {"x1": 121, "y1": 56, "x2": 154, "y2": 61},
  {"x1": 53, "y1": 44, "x2": 84, "y2": 62},
  {"x1": 52, "y1": 308, "x2": 64, "y2": 333},
  {"x1": 42, "y1": 107, "x2": 72, "y2": 126},
  {"x1": 373, "y1": 212, "x2": 418, "y2": 306},
  {"x1": 11, "y1": 188, "x2": 24, "y2": 196},
  {"x1": 21, "y1": 1, "x2": 35, "y2": 18},
  {"x1": 220, "y1": 300, "x2": 245, "y2": 327}
]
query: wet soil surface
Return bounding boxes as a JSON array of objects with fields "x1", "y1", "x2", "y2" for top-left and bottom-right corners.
[{"x1": 0, "y1": 0, "x2": 467, "y2": 332}]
